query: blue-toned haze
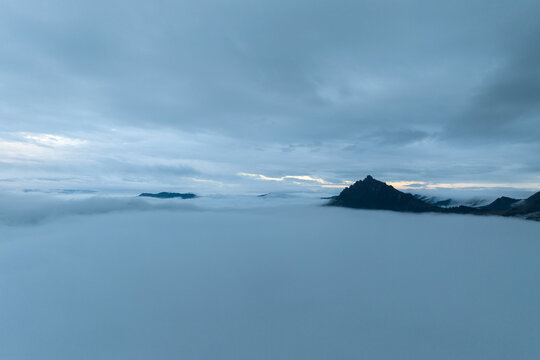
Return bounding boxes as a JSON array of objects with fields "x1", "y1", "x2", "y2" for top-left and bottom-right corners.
[{"x1": 2, "y1": 3, "x2": 540, "y2": 359}]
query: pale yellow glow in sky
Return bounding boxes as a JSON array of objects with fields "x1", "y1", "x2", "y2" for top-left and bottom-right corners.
[
  {"x1": 238, "y1": 172, "x2": 331, "y2": 184},
  {"x1": 238, "y1": 172, "x2": 540, "y2": 191}
]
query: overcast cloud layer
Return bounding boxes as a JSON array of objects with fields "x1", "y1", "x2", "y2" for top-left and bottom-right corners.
[{"x1": 1, "y1": 0, "x2": 539, "y2": 194}]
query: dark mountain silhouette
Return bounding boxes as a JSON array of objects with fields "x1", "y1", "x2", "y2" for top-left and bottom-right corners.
[
  {"x1": 479, "y1": 196, "x2": 519, "y2": 211},
  {"x1": 519, "y1": 192, "x2": 540, "y2": 212},
  {"x1": 503, "y1": 192, "x2": 540, "y2": 215},
  {"x1": 328, "y1": 175, "x2": 438, "y2": 213},
  {"x1": 139, "y1": 192, "x2": 197, "y2": 199},
  {"x1": 328, "y1": 175, "x2": 540, "y2": 221}
]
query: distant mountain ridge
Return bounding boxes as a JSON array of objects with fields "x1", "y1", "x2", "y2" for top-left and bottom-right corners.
[
  {"x1": 139, "y1": 192, "x2": 197, "y2": 199},
  {"x1": 328, "y1": 176, "x2": 540, "y2": 221},
  {"x1": 479, "y1": 196, "x2": 520, "y2": 211}
]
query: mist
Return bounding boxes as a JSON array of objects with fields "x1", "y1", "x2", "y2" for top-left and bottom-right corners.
[
  {"x1": 1, "y1": 0, "x2": 539, "y2": 358},
  {"x1": 1, "y1": 201, "x2": 539, "y2": 359}
]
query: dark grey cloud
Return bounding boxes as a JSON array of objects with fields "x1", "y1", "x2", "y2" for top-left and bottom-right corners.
[{"x1": 448, "y1": 31, "x2": 540, "y2": 142}]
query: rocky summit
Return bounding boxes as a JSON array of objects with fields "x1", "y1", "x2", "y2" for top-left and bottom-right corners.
[
  {"x1": 328, "y1": 175, "x2": 540, "y2": 221},
  {"x1": 328, "y1": 175, "x2": 437, "y2": 213}
]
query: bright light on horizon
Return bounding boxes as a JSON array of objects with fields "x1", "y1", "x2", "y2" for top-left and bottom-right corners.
[{"x1": 238, "y1": 172, "x2": 540, "y2": 192}]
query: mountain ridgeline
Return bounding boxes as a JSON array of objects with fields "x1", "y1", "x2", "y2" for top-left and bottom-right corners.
[
  {"x1": 328, "y1": 176, "x2": 540, "y2": 221},
  {"x1": 139, "y1": 192, "x2": 197, "y2": 199}
]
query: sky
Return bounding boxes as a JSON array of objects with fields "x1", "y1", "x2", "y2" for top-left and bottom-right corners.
[{"x1": 1, "y1": 0, "x2": 539, "y2": 195}]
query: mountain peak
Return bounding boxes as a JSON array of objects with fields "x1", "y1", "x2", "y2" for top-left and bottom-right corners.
[
  {"x1": 480, "y1": 196, "x2": 519, "y2": 211},
  {"x1": 328, "y1": 176, "x2": 540, "y2": 221},
  {"x1": 329, "y1": 176, "x2": 436, "y2": 212}
]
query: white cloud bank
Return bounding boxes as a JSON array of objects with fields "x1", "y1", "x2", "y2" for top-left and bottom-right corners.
[{"x1": 1, "y1": 204, "x2": 539, "y2": 359}]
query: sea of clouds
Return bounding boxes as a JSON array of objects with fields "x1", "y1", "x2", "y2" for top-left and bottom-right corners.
[{"x1": 1, "y1": 194, "x2": 539, "y2": 359}]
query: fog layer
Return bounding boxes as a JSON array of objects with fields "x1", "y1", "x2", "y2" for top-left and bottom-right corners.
[{"x1": 1, "y1": 204, "x2": 539, "y2": 359}]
